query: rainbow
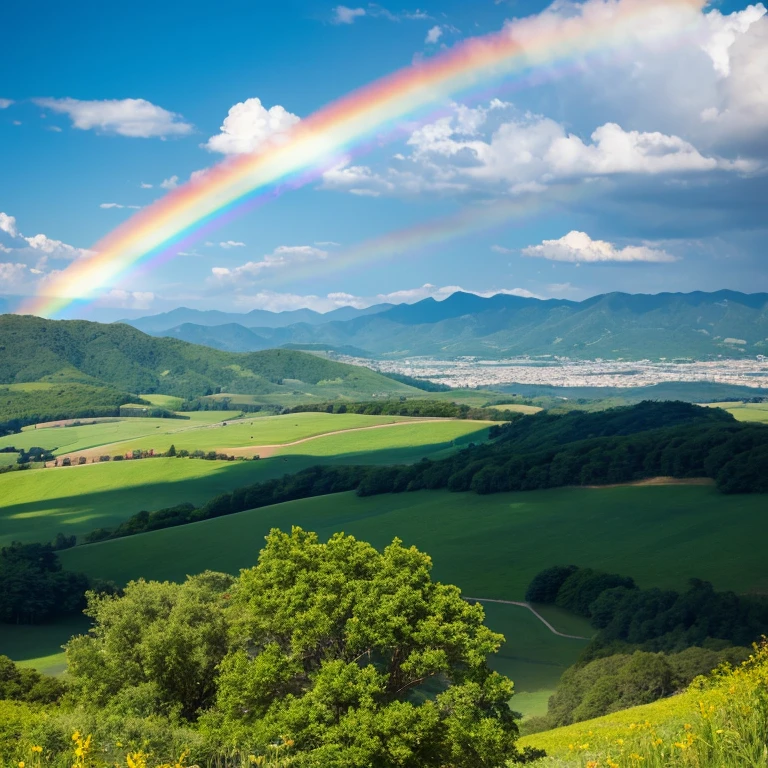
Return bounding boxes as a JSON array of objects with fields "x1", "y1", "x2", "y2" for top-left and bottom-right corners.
[{"x1": 20, "y1": 0, "x2": 703, "y2": 318}]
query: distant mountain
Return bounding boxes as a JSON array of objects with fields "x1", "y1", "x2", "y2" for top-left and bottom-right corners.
[
  {"x1": 0, "y1": 315, "x2": 421, "y2": 399},
  {"x1": 143, "y1": 290, "x2": 768, "y2": 360},
  {"x1": 126, "y1": 303, "x2": 394, "y2": 333}
]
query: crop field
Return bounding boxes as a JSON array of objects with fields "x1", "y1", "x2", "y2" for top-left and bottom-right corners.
[
  {"x1": 0, "y1": 411, "x2": 241, "y2": 456},
  {"x1": 139, "y1": 393, "x2": 185, "y2": 410},
  {"x1": 701, "y1": 401, "x2": 768, "y2": 422},
  {"x1": 0, "y1": 419, "x2": 492, "y2": 545},
  {"x1": 483, "y1": 403, "x2": 542, "y2": 415},
  {"x1": 273, "y1": 420, "x2": 490, "y2": 458},
  {"x1": 87, "y1": 412, "x2": 428, "y2": 457}
]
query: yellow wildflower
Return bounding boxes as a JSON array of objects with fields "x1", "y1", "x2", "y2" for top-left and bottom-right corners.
[{"x1": 30, "y1": 747, "x2": 43, "y2": 754}]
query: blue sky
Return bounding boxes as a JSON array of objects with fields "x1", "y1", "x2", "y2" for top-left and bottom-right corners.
[{"x1": 1, "y1": 0, "x2": 767, "y2": 320}]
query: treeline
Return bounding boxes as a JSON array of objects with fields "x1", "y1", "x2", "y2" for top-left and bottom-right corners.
[
  {"x1": 356, "y1": 401, "x2": 768, "y2": 495},
  {"x1": 526, "y1": 565, "x2": 768, "y2": 655},
  {"x1": 525, "y1": 645, "x2": 750, "y2": 731},
  {"x1": 0, "y1": 655, "x2": 66, "y2": 704},
  {"x1": 82, "y1": 465, "x2": 370, "y2": 542},
  {"x1": 377, "y1": 370, "x2": 452, "y2": 392},
  {"x1": 287, "y1": 398, "x2": 517, "y2": 421},
  {"x1": 0, "y1": 383, "x2": 146, "y2": 435},
  {"x1": 0, "y1": 541, "x2": 114, "y2": 624},
  {"x1": 523, "y1": 563, "x2": 768, "y2": 730},
  {"x1": 70, "y1": 401, "x2": 768, "y2": 546}
]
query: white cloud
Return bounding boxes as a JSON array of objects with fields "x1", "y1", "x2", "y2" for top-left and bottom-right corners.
[
  {"x1": 522, "y1": 231, "x2": 678, "y2": 263},
  {"x1": 23, "y1": 233, "x2": 92, "y2": 260},
  {"x1": 33, "y1": 97, "x2": 193, "y2": 138},
  {"x1": 315, "y1": 241, "x2": 341, "y2": 247},
  {"x1": 0, "y1": 99, "x2": 13, "y2": 109},
  {"x1": 99, "y1": 203, "x2": 141, "y2": 210},
  {"x1": 204, "y1": 97, "x2": 300, "y2": 155},
  {"x1": 211, "y1": 245, "x2": 329, "y2": 283},
  {"x1": 140, "y1": 182, "x2": 153, "y2": 189},
  {"x1": 0, "y1": 213, "x2": 18, "y2": 238},
  {"x1": 332, "y1": 5, "x2": 366, "y2": 24},
  {"x1": 701, "y1": 4, "x2": 766, "y2": 77},
  {"x1": 219, "y1": 240, "x2": 246, "y2": 249},
  {"x1": 160, "y1": 175, "x2": 179, "y2": 190},
  {"x1": 425, "y1": 25, "x2": 443, "y2": 44},
  {"x1": 491, "y1": 245, "x2": 515, "y2": 255},
  {"x1": 94, "y1": 290, "x2": 155, "y2": 309},
  {"x1": 547, "y1": 282, "x2": 580, "y2": 294},
  {"x1": 0, "y1": 263, "x2": 29, "y2": 286}
]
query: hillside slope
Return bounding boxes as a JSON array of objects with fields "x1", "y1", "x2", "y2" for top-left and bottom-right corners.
[
  {"x1": 144, "y1": 290, "x2": 768, "y2": 359},
  {"x1": 0, "y1": 315, "x2": 420, "y2": 399}
]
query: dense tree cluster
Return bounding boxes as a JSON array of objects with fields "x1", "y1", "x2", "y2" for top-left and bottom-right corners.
[
  {"x1": 0, "y1": 655, "x2": 66, "y2": 704},
  {"x1": 0, "y1": 383, "x2": 145, "y2": 435},
  {"x1": 66, "y1": 529, "x2": 524, "y2": 766},
  {"x1": 526, "y1": 565, "x2": 768, "y2": 656},
  {"x1": 288, "y1": 398, "x2": 517, "y2": 421},
  {"x1": 356, "y1": 401, "x2": 768, "y2": 495},
  {"x1": 376, "y1": 371, "x2": 452, "y2": 392},
  {"x1": 0, "y1": 542, "x2": 105, "y2": 624},
  {"x1": 530, "y1": 646, "x2": 750, "y2": 730}
]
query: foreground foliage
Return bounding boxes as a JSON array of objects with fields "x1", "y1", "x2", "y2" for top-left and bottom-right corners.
[
  {"x1": 520, "y1": 640, "x2": 768, "y2": 767},
  {"x1": 40, "y1": 529, "x2": 521, "y2": 767}
]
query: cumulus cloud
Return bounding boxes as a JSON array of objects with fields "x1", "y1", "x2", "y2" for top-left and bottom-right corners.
[
  {"x1": 0, "y1": 262, "x2": 29, "y2": 286},
  {"x1": 0, "y1": 211, "x2": 92, "y2": 267},
  {"x1": 140, "y1": 182, "x2": 153, "y2": 189},
  {"x1": 94, "y1": 290, "x2": 155, "y2": 309},
  {"x1": 219, "y1": 241, "x2": 246, "y2": 249},
  {"x1": 332, "y1": 5, "x2": 366, "y2": 23},
  {"x1": 425, "y1": 25, "x2": 443, "y2": 44},
  {"x1": 160, "y1": 175, "x2": 179, "y2": 190},
  {"x1": 0, "y1": 99, "x2": 13, "y2": 109},
  {"x1": 204, "y1": 97, "x2": 300, "y2": 155},
  {"x1": 99, "y1": 203, "x2": 141, "y2": 209},
  {"x1": 0, "y1": 213, "x2": 18, "y2": 237},
  {"x1": 211, "y1": 245, "x2": 329, "y2": 283},
  {"x1": 522, "y1": 231, "x2": 678, "y2": 263},
  {"x1": 34, "y1": 97, "x2": 193, "y2": 138}
]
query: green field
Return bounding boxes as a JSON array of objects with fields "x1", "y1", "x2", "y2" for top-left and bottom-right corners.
[
  {"x1": 62, "y1": 486, "x2": 768, "y2": 597},
  {"x1": 0, "y1": 419, "x2": 491, "y2": 545},
  {"x1": 483, "y1": 403, "x2": 542, "y2": 415},
  {"x1": 139, "y1": 393, "x2": 185, "y2": 410},
  {"x1": 701, "y1": 401, "x2": 768, "y2": 423},
  {"x1": 55, "y1": 484, "x2": 766, "y2": 715},
  {"x1": 0, "y1": 411, "x2": 241, "y2": 456},
  {"x1": 275, "y1": 420, "x2": 490, "y2": 457}
]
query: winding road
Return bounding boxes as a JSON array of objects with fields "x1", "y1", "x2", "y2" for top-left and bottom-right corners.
[{"x1": 463, "y1": 597, "x2": 590, "y2": 640}]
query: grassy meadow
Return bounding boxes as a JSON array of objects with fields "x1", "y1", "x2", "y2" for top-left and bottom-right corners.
[
  {"x1": 0, "y1": 415, "x2": 492, "y2": 545},
  {"x1": 701, "y1": 400, "x2": 768, "y2": 423},
  {"x1": 54, "y1": 483, "x2": 767, "y2": 716}
]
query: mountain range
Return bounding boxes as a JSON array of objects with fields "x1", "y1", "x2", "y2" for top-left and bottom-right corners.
[{"x1": 126, "y1": 290, "x2": 768, "y2": 360}]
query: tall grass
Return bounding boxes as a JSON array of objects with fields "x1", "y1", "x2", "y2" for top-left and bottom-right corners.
[{"x1": 521, "y1": 640, "x2": 768, "y2": 767}]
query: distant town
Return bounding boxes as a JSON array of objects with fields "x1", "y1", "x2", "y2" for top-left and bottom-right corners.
[{"x1": 340, "y1": 355, "x2": 768, "y2": 390}]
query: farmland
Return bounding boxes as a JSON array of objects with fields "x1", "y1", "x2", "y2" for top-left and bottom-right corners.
[
  {"x1": 0, "y1": 414, "x2": 492, "y2": 545},
  {"x1": 702, "y1": 400, "x2": 768, "y2": 423},
  {"x1": 56, "y1": 483, "x2": 767, "y2": 715}
]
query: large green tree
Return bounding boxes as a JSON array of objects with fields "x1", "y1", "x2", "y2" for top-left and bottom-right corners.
[
  {"x1": 211, "y1": 527, "x2": 518, "y2": 768},
  {"x1": 66, "y1": 571, "x2": 234, "y2": 720}
]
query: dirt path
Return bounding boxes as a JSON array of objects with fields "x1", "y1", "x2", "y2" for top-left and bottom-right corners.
[
  {"x1": 581, "y1": 477, "x2": 715, "y2": 489},
  {"x1": 224, "y1": 418, "x2": 452, "y2": 458},
  {"x1": 464, "y1": 597, "x2": 590, "y2": 640}
]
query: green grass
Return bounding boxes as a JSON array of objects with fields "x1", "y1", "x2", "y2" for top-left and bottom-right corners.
[
  {"x1": 275, "y1": 420, "x2": 490, "y2": 457},
  {"x1": 139, "y1": 393, "x2": 185, "y2": 410},
  {"x1": 0, "y1": 412, "x2": 240, "y2": 456},
  {"x1": 484, "y1": 403, "x2": 543, "y2": 415},
  {"x1": 0, "y1": 616, "x2": 90, "y2": 675},
  {"x1": 57, "y1": 484, "x2": 768, "y2": 714},
  {"x1": 0, "y1": 419, "x2": 491, "y2": 545},
  {"x1": 97, "y1": 412, "x2": 425, "y2": 456},
  {"x1": 62, "y1": 485, "x2": 768, "y2": 599},
  {"x1": 701, "y1": 401, "x2": 768, "y2": 423},
  {"x1": 0, "y1": 453, "x2": 18, "y2": 467}
]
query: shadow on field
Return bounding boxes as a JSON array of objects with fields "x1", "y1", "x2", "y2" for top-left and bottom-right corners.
[{"x1": 0, "y1": 439, "x2": 476, "y2": 545}]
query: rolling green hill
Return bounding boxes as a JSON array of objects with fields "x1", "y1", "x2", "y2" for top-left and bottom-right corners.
[{"x1": 0, "y1": 314, "x2": 421, "y2": 399}]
